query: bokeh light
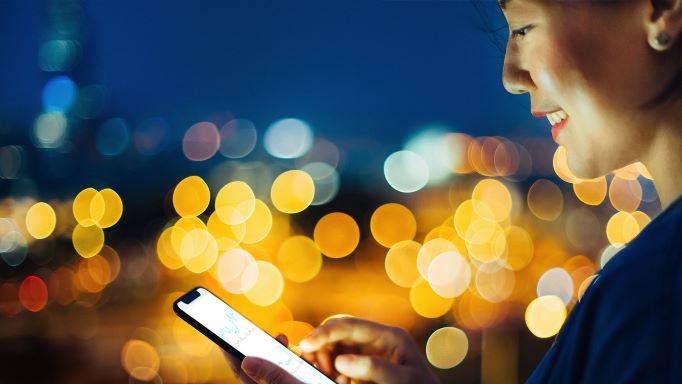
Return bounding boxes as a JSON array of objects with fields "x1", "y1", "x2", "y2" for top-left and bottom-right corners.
[
  {"x1": 404, "y1": 127, "x2": 455, "y2": 185},
  {"x1": 427, "y1": 251, "x2": 471, "y2": 299},
  {"x1": 536, "y1": 267, "x2": 574, "y2": 305},
  {"x1": 300, "y1": 162, "x2": 340, "y2": 206},
  {"x1": 173, "y1": 176, "x2": 210, "y2": 218},
  {"x1": 97, "y1": 118, "x2": 131, "y2": 157},
  {"x1": 72, "y1": 223, "x2": 105, "y2": 258},
  {"x1": 410, "y1": 277, "x2": 453, "y2": 318},
  {"x1": 244, "y1": 261, "x2": 285, "y2": 306},
  {"x1": 18, "y1": 275, "x2": 48, "y2": 312},
  {"x1": 25, "y1": 202, "x2": 56, "y2": 239},
  {"x1": 370, "y1": 203, "x2": 417, "y2": 248},
  {"x1": 264, "y1": 118, "x2": 313, "y2": 159},
  {"x1": 270, "y1": 170, "x2": 315, "y2": 214},
  {"x1": 216, "y1": 248, "x2": 259, "y2": 294},
  {"x1": 215, "y1": 181, "x2": 256, "y2": 225},
  {"x1": 241, "y1": 199, "x2": 273, "y2": 244},
  {"x1": 573, "y1": 176, "x2": 607, "y2": 206},
  {"x1": 385, "y1": 240, "x2": 421, "y2": 288},
  {"x1": 608, "y1": 174, "x2": 642, "y2": 212},
  {"x1": 314, "y1": 212, "x2": 360, "y2": 258},
  {"x1": 425, "y1": 327, "x2": 468, "y2": 369},
  {"x1": 121, "y1": 339, "x2": 161, "y2": 381},
  {"x1": 74, "y1": 187, "x2": 99, "y2": 226},
  {"x1": 417, "y1": 238, "x2": 460, "y2": 279},
  {"x1": 179, "y1": 228, "x2": 219, "y2": 273},
  {"x1": 384, "y1": 150, "x2": 429, "y2": 193},
  {"x1": 527, "y1": 179, "x2": 563, "y2": 221},
  {"x1": 42, "y1": 75, "x2": 77, "y2": 112},
  {"x1": 90, "y1": 188, "x2": 123, "y2": 228},
  {"x1": 525, "y1": 295, "x2": 566, "y2": 338},
  {"x1": 219, "y1": 118, "x2": 258, "y2": 159},
  {"x1": 33, "y1": 112, "x2": 68, "y2": 148},
  {"x1": 276, "y1": 236, "x2": 322, "y2": 283},
  {"x1": 183, "y1": 122, "x2": 220, "y2": 161},
  {"x1": 606, "y1": 211, "x2": 640, "y2": 245}
]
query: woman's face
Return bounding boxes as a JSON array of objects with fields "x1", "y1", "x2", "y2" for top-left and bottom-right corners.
[{"x1": 500, "y1": 0, "x2": 673, "y2": 179}]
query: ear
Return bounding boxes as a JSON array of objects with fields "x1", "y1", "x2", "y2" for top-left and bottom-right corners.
[{"x1": 645, "y1": 0, "x2": 682, "y2": 50}]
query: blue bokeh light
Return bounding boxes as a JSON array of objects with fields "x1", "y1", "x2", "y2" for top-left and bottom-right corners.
[{"x1": 41, "y1": 75, "x2": 77, "y2": 112}]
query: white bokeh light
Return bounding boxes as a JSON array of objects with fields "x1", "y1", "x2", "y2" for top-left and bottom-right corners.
[
  {"x1": 264, "y1": 118, "x2": 313, "y2": 159},
  {"x1": 384, "y1": 150, "x2": 429, "y2": 193}
]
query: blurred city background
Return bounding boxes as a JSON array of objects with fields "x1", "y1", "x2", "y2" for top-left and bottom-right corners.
[{"x1": 0, "y1": 1, "x2": 661, "y2": 383}]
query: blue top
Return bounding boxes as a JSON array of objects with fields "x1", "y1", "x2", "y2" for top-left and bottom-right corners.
[{"x1": 527, "y1": 194, "x2": 682, "y2": 383}]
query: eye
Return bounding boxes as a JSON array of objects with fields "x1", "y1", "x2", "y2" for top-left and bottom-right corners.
[{"x1": 511, "y1": 24, "x2": 533, "y2": 38}]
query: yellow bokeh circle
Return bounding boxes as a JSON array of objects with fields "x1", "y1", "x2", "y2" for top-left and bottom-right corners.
[
  {"x1": 242, "y1": 199, "x2": 273, "y2": 244},
  {"x1": 525, "y1": 295, "x2": 567, "y2": 338},
  {"x1": 25, "y1": 202, "x2": 56, "y2": 239},
  {"x1": 409, "y1": 277, "x2": 454, "y2": 318},
  {"x1": 216, "y1": 248, "x2": 259, "y2": 294},
  {"x1": 90, "y1": 188, "x2": 123, "y2": 228},
  {"x1": 72, "y1": 223, "x2": 105, "y2": 258},
  {"x1": 385, "y1": 240, "x2": 421, "y2": 288},
  {"x1": 471, "y1": 179, "x2": 512, "y2": 223},
  {"x1": 270, "y1": 170, "x2": 315, "y2": 214},
  {"x1": 215, "y1": 181, "x2": 256, "y2": 225},
  {"x1": 453, "y1": 200, "x2": 496, "y2": 240},
  {"x1": 173, "y1": 176, "x2": 210, "y2": 217},
  {"x1": 417, "y1": 238, "x2": 459, "y2": 279},
  {"x1": 425, "y1": 327, "x2": 469, "y2": 369},
  {"x1": 276, "y1": 236, "x2": 322, "y2": 283},
  {"x1": 370, "y1": 203, "x2": 417, "y2": 248},
  {"x1": 73, "y1": 188, "x2": 99, "y2": 226},
  {"x1": 245, "y1": 261, "x2": 285, "y2": 306},
  {"x1": 207, "y1": 211, "x2": 244, "y2": 250},
  {"x1": 572, "y1": 176, "x2": 607, "y2": 206},
  {"x1": 606, "y1": 211, "x2": 640, "y2": 245},
  {"x1": 121, "y1": 339, "x2": 160, "y2": 381},
  {"x1": 171, "y1": 217, "x2": 206, "y2": 254},
  {"x1": 179, "y1": 229, "x2": 218, "y2": 273},
  {"x1": 314, "y1": 212, "x2": 360, "y2": 258}
]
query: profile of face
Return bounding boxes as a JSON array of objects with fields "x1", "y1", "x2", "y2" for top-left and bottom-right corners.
[{"x1": 500, "y1": 0, "x2": 682, "y2": 179}]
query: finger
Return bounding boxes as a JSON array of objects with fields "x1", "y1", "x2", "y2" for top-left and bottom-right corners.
[
  {"x1": 336, "y1": 375, "x2": 350, "y2": 384},
  {"x1": 334, "y1": 354, "x2": 408, "y2": 384},
  {"x1": 316, "y1": 346, "x2": 334, "y2": 376},
  {"x1": 223, "y1": 351, "x2": 255, "y2": 384},
  {"x1": 241, "y1": 356, "x2": 303, "y2": 384},
  {"x1": 275, "y1": 334, "x2": 289, "y2": 347},
  {"x1": 300, "y1": 318, "x2": 405, "y2": 353}
]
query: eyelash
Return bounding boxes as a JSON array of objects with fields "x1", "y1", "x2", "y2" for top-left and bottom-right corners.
[{"x1": 511, "y1": 25, "x2": 533, "y2": 38}]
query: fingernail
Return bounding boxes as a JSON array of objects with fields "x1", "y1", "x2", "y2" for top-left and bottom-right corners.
[{"x1": 299, "y1": 338, "x2": 314, "y2": 351}]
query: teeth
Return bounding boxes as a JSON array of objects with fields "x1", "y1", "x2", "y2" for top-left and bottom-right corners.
[{"x1": 546, "y1": 110, "x2": 568, "y2": 125}]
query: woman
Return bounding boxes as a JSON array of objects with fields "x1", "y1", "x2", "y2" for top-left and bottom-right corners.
[{"x1": 227, "y1": 0, "x2": 682, "y2": 382}]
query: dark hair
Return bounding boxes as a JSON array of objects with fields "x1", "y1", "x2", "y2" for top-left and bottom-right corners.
[{"x1": 473, "y1": 0, "x2": 682, "y2": 109}]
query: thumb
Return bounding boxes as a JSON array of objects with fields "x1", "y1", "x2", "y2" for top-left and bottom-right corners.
[{"x1": 241, "y1": 356, "x2": 303, "y2": 384}]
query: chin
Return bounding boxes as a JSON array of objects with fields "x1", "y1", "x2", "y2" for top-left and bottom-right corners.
[{"x1": 567, "y1": 153, "x2": 610, "y2": 180}]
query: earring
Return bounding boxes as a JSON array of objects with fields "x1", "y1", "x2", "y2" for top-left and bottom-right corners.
[{"x1": 652, "y1": 31, "x2": 671, "y2": 50}]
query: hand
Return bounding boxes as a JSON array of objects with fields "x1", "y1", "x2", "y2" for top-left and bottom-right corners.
[
  {"x1": 299, "y1": 317, "x2": 440, "y2": 384},
  {"x1": 223, "y1": 334, "x2": 307, "y2": 384}
]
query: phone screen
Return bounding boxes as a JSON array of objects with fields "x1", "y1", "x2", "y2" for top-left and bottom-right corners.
[{"x1": 175, "y1": 287, "x2": 335, "y2": 384}]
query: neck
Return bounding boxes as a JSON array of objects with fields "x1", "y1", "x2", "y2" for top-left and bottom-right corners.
[{"x1": 642, "y1": 98, "x2": 682, "y2": 211}]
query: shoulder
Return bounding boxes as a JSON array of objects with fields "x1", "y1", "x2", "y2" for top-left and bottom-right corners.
[
  {"x1": 571, "y1": 206, "x2": 682, "y2": 382},
  {"x1": 527, "y1": 202, "x2": 682, "y2": 383}
]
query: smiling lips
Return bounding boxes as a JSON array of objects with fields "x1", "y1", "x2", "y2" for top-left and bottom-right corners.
[{"x1": 531, "y1": 109, "x2": 569, "y2": 143}]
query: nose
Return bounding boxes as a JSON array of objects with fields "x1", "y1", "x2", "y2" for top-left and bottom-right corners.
[{"x1": 502, "y1": 42, "x2": 534, "y2": 95}]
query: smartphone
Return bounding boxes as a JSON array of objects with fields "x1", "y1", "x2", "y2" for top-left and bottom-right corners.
[{"x1": 173, "y1": 286, "x2": 336, "y2": 384}]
